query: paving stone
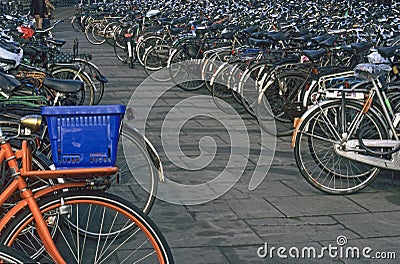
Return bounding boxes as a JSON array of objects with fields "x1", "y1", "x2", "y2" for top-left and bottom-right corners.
[
  {"x1": 334, "y1": 212, "x2": 400, "y2": 238},
  {"x1": 345, "y1": 191, "x2": 400, "y2": 212},
  {"x1": 227, "y1": 198, "x2": 284, "y2": 218},
  {"x1": 158, "y1": 219, "x2": 263, "y2": 248},
  {"x1": 267, "y1": 196, "x2": 368, "y2": 217},
  {"x1": 246, "y1": 216, "x2": 359, "y2": 245},
  {"x1": 171, "y1": 247, "x2": 229, "y2": 264}
]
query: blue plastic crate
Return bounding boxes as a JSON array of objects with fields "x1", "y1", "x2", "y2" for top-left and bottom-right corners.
[{"x1": 41, "y1": 105, "x2": 126, "y2": 169}]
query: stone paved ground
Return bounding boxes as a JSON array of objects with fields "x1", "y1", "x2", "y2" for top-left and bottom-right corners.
[{"x1": 52, "y1": 7, "x2": 400, "y2": 263}]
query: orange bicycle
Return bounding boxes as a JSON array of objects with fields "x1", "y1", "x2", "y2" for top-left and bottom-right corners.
[{"x1": 0, "y1": 109, "x2": 173, "y2": 263}]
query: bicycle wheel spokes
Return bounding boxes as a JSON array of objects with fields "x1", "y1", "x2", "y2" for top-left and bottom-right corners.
[
  {"x1": 2, "y1": 192, "x2": 172, "y2": 264},
  {"x1": 294, "y1": 101, "x2": 385, "y2": 194}
]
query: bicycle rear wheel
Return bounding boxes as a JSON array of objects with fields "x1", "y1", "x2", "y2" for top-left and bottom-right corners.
[
  {"x1": 0, "y1": 191, "x2": 173, "y2": 264},
  {"x1": 294, "y1": 100, "x2": 386, "y2": 194},
  {"x1": 257, "y1": 72, "x2": 306, "y2": 136}
]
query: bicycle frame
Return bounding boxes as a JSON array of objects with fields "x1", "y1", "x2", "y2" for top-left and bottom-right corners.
[
  {"x1": 293, "y1": 74, "x2": 400, "y2": 170},
  {"x1": 0, "y1": 137, "x2": 118, "y2": 263}
]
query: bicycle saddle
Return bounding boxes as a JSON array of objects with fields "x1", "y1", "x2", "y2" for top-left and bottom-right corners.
[
  {"x1": 311, "y1": 34, "x2": 331, "y2": 44},
  {"x1": 21, "y1": 46, "x2": 37, "y2": 57},
  {"x1": 27, "y1": 44, "x2": 51, "y2": 54},
  {"x1": 265, "y1": 31, "x2": 289, "y2": 42},
  {"x1": 377, "y1": 45, "x2": 400, "y2": 59},
  {"x1": 170, "y1": 27, "x2": 185, "y2": 34},
  {"x1": 301, "y1": 49, "x2": 327, "y2": 62},
  {"x1": 319, "y1": 35, "x2": 337, "y2": 47},
  {"x1": 158, "y1": 18, "x2": 173, "y2": 25},
  {"x1": 42, "y1": 78, "x2": 84, "y2": 93},
  {"x1": 0, "y1": 72, "x2": 21, "y2": 94},
  {"x1": 243, "y1": 26, "x2": 259, "y2": 35},
  {"x1": 351, "y1": 42, "x2": 373, "y2": 54},
  {"x1": 46, "y1": 39, "x2": 67, "y2": 47},
  {"x1": 248, "y1": 37, "x2": 272, "y2": 47}
]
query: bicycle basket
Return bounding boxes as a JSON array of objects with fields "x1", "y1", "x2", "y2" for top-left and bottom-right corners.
[{"x1": 41, "y1": 105, "x2": 126, "y2": 169}]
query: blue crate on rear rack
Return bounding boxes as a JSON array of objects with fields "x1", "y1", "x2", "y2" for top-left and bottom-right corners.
[{"x1": 41, "y1": 105, "x2": 126, "y2": 169}]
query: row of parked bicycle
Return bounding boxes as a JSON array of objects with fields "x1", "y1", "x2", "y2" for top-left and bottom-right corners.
[{"x1": 74, "y1": 0, "x2": 400, "y2": 194}]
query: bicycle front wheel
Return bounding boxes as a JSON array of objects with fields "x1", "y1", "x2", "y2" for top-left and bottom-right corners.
[
  {"x1": 294, "y1": 100, "x2": 387, "y2": 194},
  {"x1": 0, "y1": 191, "x2": 173, "y2": 264}
]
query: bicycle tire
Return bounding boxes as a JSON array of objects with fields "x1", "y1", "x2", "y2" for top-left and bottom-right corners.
[
  {"x1": 85, "y1": 22, "x2": 106, "y2": 45},
  {"x1": 257, "y1": 72, "x2": 307, "y2": 136},
  {"x1": 108, "y1": 123, "x2": 159, "y2": 214},
  {"x1": 238, "y1": 62, "x2": 270, "y2": 117},
  {"x1": 0, "y1": 191, "x2": 174, "y2": 264},
  {"x1": 137, "y1": 35, "x2": 167, "y2": 67},
  {"x1": 202, "y1": 49, "x2": 232, "y2": 93},
  {"x1": 168, "y1": 48, "x2": 205, "y2": 90},
  {"x1": 71, "y1": 16, "x2": 84, "y2": 32},
  {"x1": 73, "y1": 58, "x2": 106, "y2": 105},
  {"x1": 103, "y1": 21, "x2": 119, "y2": 46},
  {"x1": 144, "y1": 44, "x2": 172, "y2": 82},
  {"x1": 210, "y1": 62, "x2": 234, "y2": 99},
  {"x1": 294, "y1": 100, "x2": 387, "y2": 194}
]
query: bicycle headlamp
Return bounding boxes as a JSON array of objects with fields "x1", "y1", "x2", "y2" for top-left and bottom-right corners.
[{"x1": 20, "y1": 115, "x2": 42, "y2": 132}]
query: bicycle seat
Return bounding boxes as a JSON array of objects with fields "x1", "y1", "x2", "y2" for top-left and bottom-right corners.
[
  {"x1": 158, "y1": 18, "x2": 173, "y2": 25},
  {"x1": 146, "y1": 10, "x2": 161, "y2": 18},
  {"x1": 377, "y1": 45, "x2": 400, "y2": 59},
  {"x1": 43, "y1": 78, "x2": 84, "y2": 93},
  {"x1": 46, "y1": 38, "x2": 67, "y2": 47},
  {"x1": 249, "y1": 37, "x2": 272, "y2": 47},
  {"x1": 351, "y1": 42, "x2": 373, "y2": 54},
  {"x1": 22, "y1": 47, "x2": 37, "y2": 57},
  {"x1": 169, "y1": 27, "x2": 185, "y2": 35},
  {"x1": 0, "y1": 72, "x2": 21, "y2": 95},
  {"x1": 292, "y1": 34, "x2": 312, "y2": 42},
  {"x1": 250, "y1": 31, "x2": 269, "y2": 39},
  {"x1": 311, "y1": 34, "x2": 331, "y2": 44},
  {"x1": 319, "y1": 35, "x2": 337, "y2": 47},
  {"x1": 301, "y1": 49, "x2": 326, "y2": 62},
  {"x1": 243, "y1": 26, "x2": 259, "y2": 35},
  {"x1": 266, "y1": 31, "x2": 288, "y2": 42},
  {"x1": 28, "y1": 44, "x2": 51, "y2": 53},
  {"x1": 221, "y1": 31, "x2": 235, "y2": 40}
]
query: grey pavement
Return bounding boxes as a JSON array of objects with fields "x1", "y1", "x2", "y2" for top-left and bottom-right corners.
[{"x1": 52, "y1": 7, "x2": 400, "y2": 263}]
